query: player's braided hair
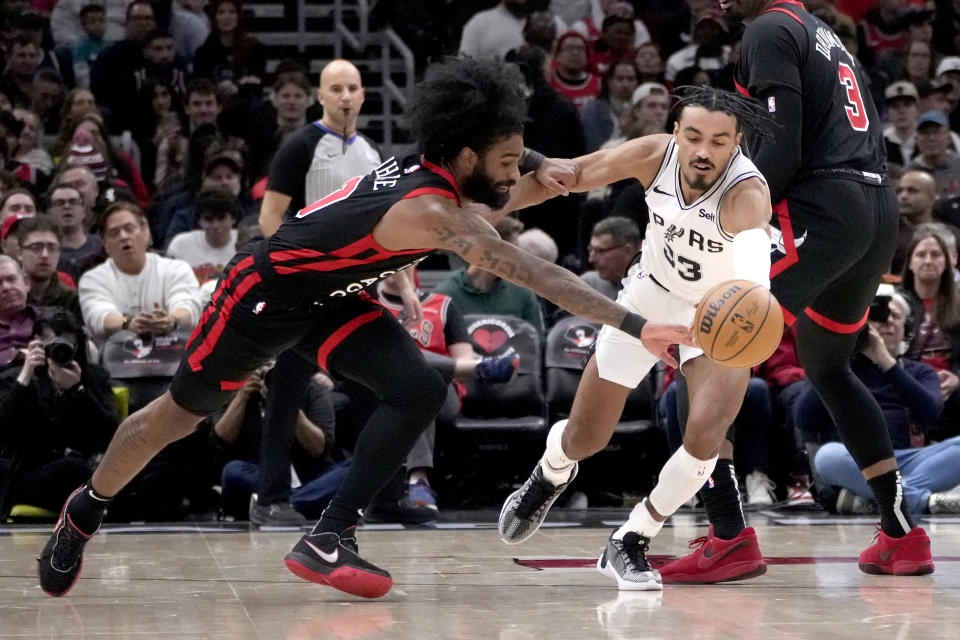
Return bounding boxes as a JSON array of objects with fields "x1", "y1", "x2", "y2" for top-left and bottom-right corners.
[
  {"x1": 673, "y1": 85, "x2": 779, "y2": 139},
  {"x1": 404, "y1": 56, "x2": 528, "y2": 165}
]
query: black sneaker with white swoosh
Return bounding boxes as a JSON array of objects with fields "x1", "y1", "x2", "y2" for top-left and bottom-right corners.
[{"x1": 284, "y1": 526, "x2": 393, "y2": 598}]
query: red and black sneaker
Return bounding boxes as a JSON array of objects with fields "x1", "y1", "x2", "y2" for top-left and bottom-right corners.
[
  {"x1": 284, "y1": 526, "x2": 393, "y2": 598},
  {"x1": 859, "y1": 526, "x2": 934, "y2": 576},
  {"x1": 37, "y1": 487, "x2": 98, "y2": 597},
  {"x1": 659, "y1": 525, "x2": 767, "y2": 584}
]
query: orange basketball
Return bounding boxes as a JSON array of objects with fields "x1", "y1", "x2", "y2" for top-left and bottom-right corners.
[{"x1": 694, "y1": 279, "x2": 784, "y2": 368}]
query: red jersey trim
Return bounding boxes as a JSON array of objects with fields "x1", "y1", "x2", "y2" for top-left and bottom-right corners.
[
  {"x1": 804, "y1": 308, "x2": 868, "y2": 334},
  {"x1": 402, "y1": 187, "x2": 458, "y2": 201},
  {"x1": 769, "y1": 199, "x2": 799, "y2": 278},
  {"x1": 187, "y1": 255, "x2": 254, "y2": 350},
  {"x1": 734, "y1": 79, "x2": 751, "y2": 97},
  {"x1": 765, "y1": 7, "x2": 803, "y2": 23},
  {"x1": 316, "y1": 310, "x2": 382, "y2": 371},
  {"x1": 188, "y1": 271, "x2": 262, "y2": 371},
  {"x1": 329, "y1": 234, "x2": 429, "y2": 260},
  {"x1": 782, "y1": 306, "x2": 797, "y2": 327},
  {"x1": 220, "y1": 379, "x2": 248, "y2": 391},
  {"x1": 421, "y1": 159, "x2": 461, "y2": 199}
]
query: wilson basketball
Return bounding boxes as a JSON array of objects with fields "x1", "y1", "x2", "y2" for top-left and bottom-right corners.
[{"x1": 694, "y1": 279, "x2": 784, "y2": 368}]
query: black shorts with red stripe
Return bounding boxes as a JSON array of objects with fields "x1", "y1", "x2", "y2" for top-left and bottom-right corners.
[
  {"x1": 170, "y1": 249, "x2": 393, "y2": 415},
  {"x1": 770, "y1": 176, "x2": 898, "y2": 334}
]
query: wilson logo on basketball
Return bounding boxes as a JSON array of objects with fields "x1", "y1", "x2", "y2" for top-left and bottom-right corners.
[{"x1": 698, "y1": 284, "x2": 742, "y2": 335}]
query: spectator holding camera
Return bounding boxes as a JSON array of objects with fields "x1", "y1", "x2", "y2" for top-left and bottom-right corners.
[
  {"x1": 0, "y1": 310, "x2": 118, "y2": 517},
  {"x1": 16, "y1": 217, "x2": 82, "y2": 322},
  {"x1": 212, "y1": 362, "x2": 344, "y2": 525},
  {"x1": 78, "y1": 201, "x2": 201, "y2": 338},
  {"x1": 797, "y1": 292, "x2": 960, "y2": 514}
]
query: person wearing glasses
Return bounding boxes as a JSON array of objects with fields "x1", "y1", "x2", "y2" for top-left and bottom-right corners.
[
  {"x1": 15, "y1": 217, "x2": 82, "y2": 323},
  {"x1": 78, "y1": 201, "x2": 201, "y2": 339},
  {"x1": 45, "y1": 183, "x2": 103, "y2": 282},
  {"x1": 581, "y1": 216, "x2": 641, "y2": 300}
]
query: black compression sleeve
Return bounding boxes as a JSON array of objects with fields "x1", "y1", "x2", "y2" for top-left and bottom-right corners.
[
  {"x1": 518, "y1": 148, "x2": 545, "y2": 174},
  {"x1": 619, "y1": 312, "x2": 648, "y2": 339},
  {"x1": 750, "y1": 85, "x2": 803, "y2": 204}
]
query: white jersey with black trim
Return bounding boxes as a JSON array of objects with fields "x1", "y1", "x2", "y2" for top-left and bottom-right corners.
[{"x1": 638, "y1": 138, "x2": 766, "y2": 304}]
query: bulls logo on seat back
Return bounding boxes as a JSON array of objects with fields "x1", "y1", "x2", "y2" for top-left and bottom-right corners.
[{"x1": 461, "y1": 314, "x2": 543, "y2": 419}]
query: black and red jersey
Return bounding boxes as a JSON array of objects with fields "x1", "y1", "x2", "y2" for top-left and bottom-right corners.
[
  {"x1": 258, "y1": 153, "x2": 455, "y2": 300},
  {"x1": 734, "y1": 0, "x2": 885, "y2": 175}
]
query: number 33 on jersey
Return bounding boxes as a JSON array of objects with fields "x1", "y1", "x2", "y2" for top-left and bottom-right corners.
[{"x1": 640, "y1": 138, "x2": 766, "y2": 303}]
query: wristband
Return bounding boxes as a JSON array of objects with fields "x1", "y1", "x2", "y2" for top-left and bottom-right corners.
[
  {"x1": 619, "y1": 312, "x2": 648, "y2": 340},
  {"x1": 519, "y1": 148, "x2": 545, "y2": 173}
]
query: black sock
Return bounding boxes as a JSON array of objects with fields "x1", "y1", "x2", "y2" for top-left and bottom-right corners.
[
  {"x1": 700, "y1": 459, "x2": 746, "y2": 540},
  {"x1": 65, "y1": 483, "x2": 111, "y2": 535},
  {"x1": 867, "y1": 470, "x2": 915, "y2": 538},
  {"x1": 311, "y1": 501, "x2": 360, "y2": 535}
]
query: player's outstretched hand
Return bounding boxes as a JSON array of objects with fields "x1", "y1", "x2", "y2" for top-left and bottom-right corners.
[
  {"x1": 535, "y1": 158, "x2": 581, "y2": 196},
  {"x1": 640, "y1": 323, "x2": 697, "y2": 368}
]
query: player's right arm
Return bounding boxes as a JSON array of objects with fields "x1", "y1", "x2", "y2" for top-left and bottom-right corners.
[
  {"x1": 569, "y1": 133, "x2": 672, "y2": 193},
  {"x1": 375, "y1": 196, "x2": 695, "y2": 364},
  {"x1": 737, "y1": 16, "x2": 805, "y2": 203}
]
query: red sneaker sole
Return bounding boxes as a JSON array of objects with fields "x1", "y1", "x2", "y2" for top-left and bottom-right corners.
[
  {"x1": 284, "y1": 558, "x2": 393, "y2": 598},
  {"x1": 662, "y1": 560, "x2": 768, "y2": 584},
  {"x1": 858, "y1": 560, "x2": 935, "y2": 576}
]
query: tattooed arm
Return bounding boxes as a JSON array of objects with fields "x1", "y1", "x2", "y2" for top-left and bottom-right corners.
[{"x1": 374, "y1": 196, "x2": 695, "y2": 362}]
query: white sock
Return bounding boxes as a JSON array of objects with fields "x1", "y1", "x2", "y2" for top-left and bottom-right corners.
[
  {"x1": 540, "y1": 420, "x2": 575, "y2": 485},
  {"x1": 614, "y1": 498, "x2": 664, "y2": 539},
  {"x1": 614, "y1": 446, "x2": 718, "y2": 540}
]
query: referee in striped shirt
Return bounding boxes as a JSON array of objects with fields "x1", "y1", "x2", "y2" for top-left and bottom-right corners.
[{"x1": 249, "y1": 59, "x2": 382, "y2": 527}]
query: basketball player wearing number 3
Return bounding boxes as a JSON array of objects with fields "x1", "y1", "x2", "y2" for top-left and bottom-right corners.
[
  {"x1": 499, "y1": 87, "x2": 778, "y2": 590},
  {"x1": 665, "y1": 0, "x2": 934, "y2": 581}
]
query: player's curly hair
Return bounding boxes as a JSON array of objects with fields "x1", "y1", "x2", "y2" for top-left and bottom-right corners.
[
  {"x1": 673, "y1": 85, "x2": 779, "y2": 139},
  {"x1": 405, "y1": 57, "x2": 528, "y2": 165}
]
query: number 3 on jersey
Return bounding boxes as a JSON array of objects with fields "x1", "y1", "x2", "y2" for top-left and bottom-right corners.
[
  {"x1": 838, "y1": 62, "x2": 869, "y2": 132},
  {"x1": 663, "y1": 244, "x2": 702, "y2": 281}
]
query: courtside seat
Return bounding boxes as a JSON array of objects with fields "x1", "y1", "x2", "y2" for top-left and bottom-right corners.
[
  {"x1": 100, "y1": 330, "x2": 190, "y2": 413},
  {"x1": 444, "y1": 315, "x2": 546, "y2": 487}
]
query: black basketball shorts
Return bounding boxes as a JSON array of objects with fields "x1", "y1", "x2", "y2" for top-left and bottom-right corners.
[
  {"x1": 769, "y1": 178, "x2": 898, "y2": 334},
  {"x1": 169, "y1": 253, "x2": 388, "y2": 415}
]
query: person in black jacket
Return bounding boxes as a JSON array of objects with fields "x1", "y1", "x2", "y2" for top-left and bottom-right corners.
[
  {"x1": 0, "y1": 310, "x2": 117, "y2": 518},
  {"x1": 797, "y1": 291, "x2": 960, "y2": 515}
]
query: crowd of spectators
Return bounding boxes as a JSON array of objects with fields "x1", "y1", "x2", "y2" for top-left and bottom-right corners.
[{"x1": 3, "y1": 0, "x2": 960, "y2": 524}]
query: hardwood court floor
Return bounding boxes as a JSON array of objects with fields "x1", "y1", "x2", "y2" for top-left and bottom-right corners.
[{"x1": 1, "y1": 510, "x2": 958, "y2": 639}]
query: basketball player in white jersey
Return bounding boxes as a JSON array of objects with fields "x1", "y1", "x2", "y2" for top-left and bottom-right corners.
[{"x1": 499, "y1": 87, "x2": 778, "y2": 590}]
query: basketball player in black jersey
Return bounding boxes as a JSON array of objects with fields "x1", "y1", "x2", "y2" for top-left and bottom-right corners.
[
  {"x1": 36, "y1": 57, "x2": 695, "y2": 600},
  {"x1": 657, "y1": 0, "x2": 934, "y2": 582}
]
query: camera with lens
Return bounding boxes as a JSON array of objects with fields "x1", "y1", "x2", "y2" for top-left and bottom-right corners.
[
  {"x1": 868, "y1": 295, "x2": 891, "y2": 324},
  {"x1": 44, "y1": 338, "x2": 76, "y2": 367}
]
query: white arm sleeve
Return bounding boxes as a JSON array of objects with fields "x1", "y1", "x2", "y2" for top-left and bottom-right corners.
[{"x1": 732, "y1": 228, "x2": 771, "y2": 289}]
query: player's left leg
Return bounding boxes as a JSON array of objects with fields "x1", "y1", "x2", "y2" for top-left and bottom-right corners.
[
  {"x1": 602, "y1": 356, "x2": 764, "y2": 589},
  {"x1": 284, "y1": 309, "x2": 448, "y2": 598}
]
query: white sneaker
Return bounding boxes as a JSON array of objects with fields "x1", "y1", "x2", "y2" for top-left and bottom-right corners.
[
  {"x1": 746, "y1": 471, "x2": 776, "y2": 506},
  {"x1": 928, "y1": 484, "x2": 960, "y2": 514}
]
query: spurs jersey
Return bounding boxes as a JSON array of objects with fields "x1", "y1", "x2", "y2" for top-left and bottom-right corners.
[{"x1": 639, "y1": 138, "x2": 765, "y2": 303}]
